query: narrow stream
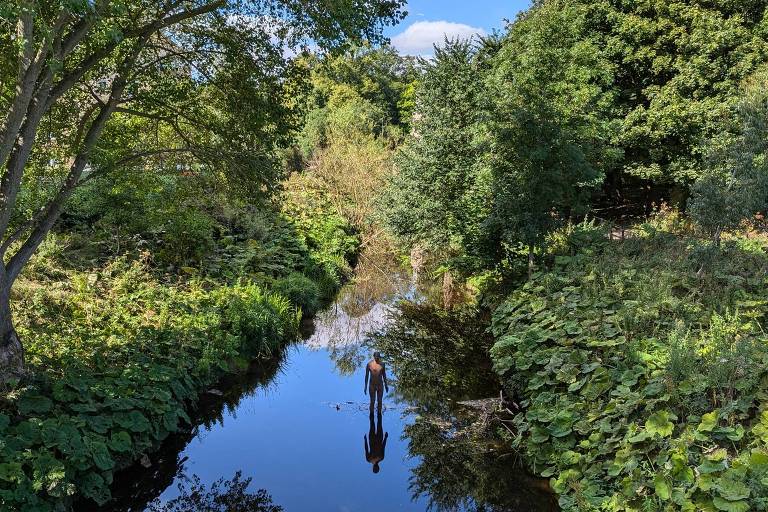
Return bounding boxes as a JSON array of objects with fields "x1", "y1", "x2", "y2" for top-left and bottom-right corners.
[{"x1": 84, "y1": 256, "x2": 558, "y2": 511}]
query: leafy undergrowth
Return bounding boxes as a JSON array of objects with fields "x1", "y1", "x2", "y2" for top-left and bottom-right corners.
[
  {"x1": 0, "y1": 194, "x2": 358, "y2": 510},
  {"x1": 491, "y1": 226, "x2": 768, "y2": 511},
  {"x1": 0, "y1": 258, "x2": 298, "y2": 510}
]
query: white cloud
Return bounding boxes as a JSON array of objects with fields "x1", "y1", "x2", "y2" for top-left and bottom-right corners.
[{"x1": 391, "y1": 21, "x2": 487, "y2": 56}]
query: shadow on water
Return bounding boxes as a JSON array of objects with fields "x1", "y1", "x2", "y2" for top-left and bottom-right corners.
[{"x1": 80, "y1": 245, "x2": 558, "y2": 511}]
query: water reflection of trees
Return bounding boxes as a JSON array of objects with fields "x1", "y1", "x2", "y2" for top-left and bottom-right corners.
[
  {"x1": 147, "y1": 472, "x2": 282, "y2": 512},
  {"x1": 306, "y1": 245, "x2": 412, "y2": 374},
  {"x1": 369, "y1": 302, "x2": 499, "y2": 408},
  {"x1": 369, "y1": 302, "x2": 558, "y2": 512},
  {"x1": 77, "y1": 355, "x2": 288, "y2": 512}
]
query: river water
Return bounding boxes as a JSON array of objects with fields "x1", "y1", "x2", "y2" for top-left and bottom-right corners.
[{"x1": 86, "y1": 256, "x2": 557, "y2": 512}]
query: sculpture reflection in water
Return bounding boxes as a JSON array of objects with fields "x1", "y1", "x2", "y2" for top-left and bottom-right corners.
[
  {"x1": 364, "y1": 411, "x2": 389, "y2": 474},
  {"x1": 368, "y1": 301, "x2": 559, "y2": 512}
]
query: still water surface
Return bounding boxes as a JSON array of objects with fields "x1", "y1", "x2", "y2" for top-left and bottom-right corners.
[
  {"x1": 90, "y1": 259, "x2": 557, "y2": 511},
  {"x1": 156, "y1": 342, "x2": 429, "y2": 511}
]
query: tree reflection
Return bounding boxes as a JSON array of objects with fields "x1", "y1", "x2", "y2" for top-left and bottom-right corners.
[
  {"x1": 77, "y1": 356, "x2": 287, "y2": 511},
  {"x1": 305, "y1": 244, "x2": 412, "y2": 375},
  {"x1": 369, "y1": 302, "x2": 558, "y2": 512},
  {"x1": 146, "y1": 472, "x2": 282, "y2": 512},
  {"x1": 406, "y1": 412, "x2": 556, "y2": 512},
  {"x1": 368, "y1": 301, "x2": 499, "y2": 409}
]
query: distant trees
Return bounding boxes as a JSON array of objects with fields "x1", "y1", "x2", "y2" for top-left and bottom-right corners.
[
  {"x1": 381, "y1": 40, "x2": 490, "y2": 266},
  {"x1": 290, "y1": 45, "x2": 417, "y2": 239},
  {"x1": 378, "y1": 0, "x2": 768, "y2": 278},
  {"x1": 0, "y1": 0, "x2": 405, "y2": 376},
  {"x1": 295, "y1": 45, "x2": 418, "y2": 159},
  {"x1": 382, "y1": 5, "x2": 612, "y2": 275},
  {"x1": 690, "y1": 67, "x2": 768, "y2": 245}
]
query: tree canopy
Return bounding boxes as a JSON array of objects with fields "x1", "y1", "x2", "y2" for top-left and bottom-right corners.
[{"x1": 0, "y1": 0, "x2": 405, "y2": 371}]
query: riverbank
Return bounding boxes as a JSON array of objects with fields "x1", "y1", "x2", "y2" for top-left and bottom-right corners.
[
  {"x1": 0, "y1": 192, "x2": 358, "y2": 509},
  {"x1": 82, "y1": 250, "x2": 558, "y2": 512},
  {"x1": 490, "y1": 217, "x2": 768, "y2": 511}
]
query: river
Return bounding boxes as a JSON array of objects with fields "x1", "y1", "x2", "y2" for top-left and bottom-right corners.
[{"x1": 82, "y1": 254, "x2": 557, "y2": 512}]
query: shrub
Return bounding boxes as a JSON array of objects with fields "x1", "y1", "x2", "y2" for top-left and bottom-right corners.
[
  {"x1": 1, "y1": 261, "x2": 301, "y2": 510},
  {"x1": 272, "y1": 273, "x2": 321, "y2": 316}
]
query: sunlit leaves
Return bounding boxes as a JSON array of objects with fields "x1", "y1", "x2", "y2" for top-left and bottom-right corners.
[
  {"x1": 645, "y1": 411, "x2": 676, "y2": 438},
  {"x1": 489, "y1": 229, "x2": 768, "y2": 511}
]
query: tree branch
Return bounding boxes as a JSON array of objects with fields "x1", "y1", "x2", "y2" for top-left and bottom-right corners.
[
  {"x1": 77, "y1": 147, "x2": 196, "y2": 186},
  {"x1": 0, "y1": 1, "x2": 226, "y2": 251},
  {"x1": 0, "y1": 3, "x2": 50, "y2": 172},
  {"x1": 5, "y1": 40, "x2": 144, "y2": 284}
]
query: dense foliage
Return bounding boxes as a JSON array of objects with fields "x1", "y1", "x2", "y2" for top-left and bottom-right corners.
[
  {"x1": 491, "y1": 222, "x2": 768, "y2": 511},
  {"x1": 0, "y1": 178, "x2": 358, "y2": 509},
  {"x1": 6, "y1": 0, "x2": 768, "y2": 509},
  {"x1": 689, "y1": 66, "x2": 768, "y2": 244},
  {"x1": 0, "y1": 0, "x2": 405, "y2": 376},
  {"x1": 381, "y1": 41, "x2": 489, "y2": 259}
]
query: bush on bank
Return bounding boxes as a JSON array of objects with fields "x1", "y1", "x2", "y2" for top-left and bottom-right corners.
[{"x1": 491, "y1": 224, "x2": 768, "y2": 511}]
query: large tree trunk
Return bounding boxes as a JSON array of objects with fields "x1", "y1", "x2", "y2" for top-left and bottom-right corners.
[{"x1": 0, "y1": 279, "x2": 24, "y2": 378}]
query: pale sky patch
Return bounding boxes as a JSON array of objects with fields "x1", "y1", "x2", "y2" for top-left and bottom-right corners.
[{"x1": 391, "y1": 20, "x2": 487, "y2": 56}]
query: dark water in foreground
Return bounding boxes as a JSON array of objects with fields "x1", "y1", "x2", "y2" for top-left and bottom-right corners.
[{"x1": 84, "y1": 264, "x2": 557, "y2": 512}]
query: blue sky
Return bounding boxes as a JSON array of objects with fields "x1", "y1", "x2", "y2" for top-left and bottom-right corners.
[{"x1": 384, "y1": 0, "x2": 532, "y2": 55}]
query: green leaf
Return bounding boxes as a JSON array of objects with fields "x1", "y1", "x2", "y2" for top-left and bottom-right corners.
[
  {"x1": 84, "y1": 414, "x2": 113, "y2": 434},
  {"x1": 654, "y1": 474, "x2": 671, "y2": 501},
  {"x1": 698, "y1": 411, "x2": 718, "y2": 432},
  {"x1": 108, "y1": 431, "x2": 132, "y2": 453},
  {"x1": 79, "y1": 472, "x2": 110, "y2": 505},
  {"x1": 530, "y1": 425, "x2": 550, "y2": 443},
  {"x1": 749, "y1": 450, "x2": 768, "y2": 467},
  {"x1": 698, "y1": 459, "x2": 727, "y2": 475},
  {"x1": 548, "y1": 411, "x2": 574, "y2": 438},
  {"x1": 0, "y1": 462, "x2": 24, "y2": 483},
  {"x1": 561, "y1": 450, "x2": 581, "y2": 465},
  {"x1": 714, "y1": 473, "x2": 750, "y2": 501},
  {"x1": 628, "y1": 430, "x2": 651, "y2": 443},
  {"x1": 17, "y1": 394, "x2": 53, "y2": 415},
  {"x1": 113, "y1": 410, "x2": 150, "y2": 432},
  {"x1": 712, "y1": 497, "x2": 750, "y2": 512},
  {"x1": 645, "y1": 410, "x2": 675, "y2": 437},
  {"x1": 87, "y1": 439, "x2": 115, "y2": 471}
]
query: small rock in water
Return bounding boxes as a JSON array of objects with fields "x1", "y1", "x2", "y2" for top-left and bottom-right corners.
[
  {"x1": 207, "y1": 389, "x2": 223, "y2": 396},
  {"x1": 335, "y1": 404, "x2": 341, "y2": 410},
  {"x1": 140, "y1": 454, "x2": 152, "y2": 468}
]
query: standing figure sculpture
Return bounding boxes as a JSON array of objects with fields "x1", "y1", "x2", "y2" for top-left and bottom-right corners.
[{"x1": 364, "y1": 352, "x2": 389, "y2": 414}]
